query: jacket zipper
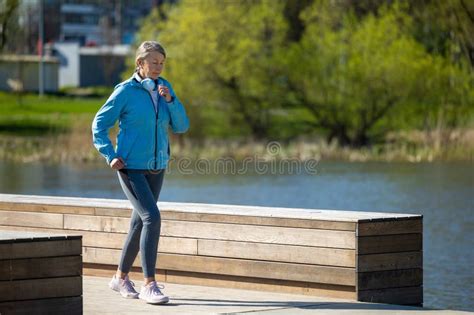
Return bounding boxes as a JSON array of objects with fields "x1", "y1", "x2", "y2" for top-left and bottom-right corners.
[{"x1": 145, "y1": 92, "x2": 159, "y2": 169}]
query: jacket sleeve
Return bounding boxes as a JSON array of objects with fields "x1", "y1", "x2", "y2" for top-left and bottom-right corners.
[
  {"x1": 166, "y1": 82, "x2": 190, "y2": 134},
  {"x1": 91, "y1": 86, "x2": 127, "y2": 164}
]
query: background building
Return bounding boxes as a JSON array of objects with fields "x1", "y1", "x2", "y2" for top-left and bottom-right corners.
[
  {"x1": 38, "y1": 0, "x2": 164, "y2": 47},
  {"x1": 0, "y1": 0, "x2": 176, "y2": 91},
  {"x1": 0, "y1": 55, "x2": 59, "y2": 92},
  {"x1": 53, "y1": 42, "x2": 130, "y2": 88}
]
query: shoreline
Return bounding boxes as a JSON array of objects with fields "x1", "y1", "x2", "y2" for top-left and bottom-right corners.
[{"x1": 0, "y1": 131, "x2": 472, "y2": 164}]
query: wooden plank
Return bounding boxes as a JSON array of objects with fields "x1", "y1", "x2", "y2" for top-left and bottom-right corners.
[
  {"x1": 0, "y1": 195, "x2": 131, "y2": 211},
  {"x1": 161, "y1": 212, "x2": 356, "y2": 231},
  {"x1": 0, "y1": 224, "x2": 88, "y2": 242},
  {"x1": 0, "y1": 210, "x2": 63, "y2": 229},
  {"x1": 358, "y1": 234, "x2": 422, "y2": 254},
  {"x1": 198, "y1": 239, "x2": 355, "y2": 267},
  {"x1": 63, "y1": 215, "x2": 356, "y2": 248},
  {"x1": 81, "y1": 247, "x2": 356, "y2": 286},
  {"x1": 162, "y1": 220, "x2": 356, "y2": 249},
  {"x1": 358, "y1": 286, "x2": 423, "y2": 305},
  {"x1": 0, "y1": 194, "x2": 421, "y2": 222},
  {"x1": 70, "y1": 229, "x2": 126, "y2": 249},
  {"x1": 64, "y1": 214, "x2": 130, "y2": 232},
  {"x1": 157, "y1": 201, "x2": 420, "y2": 222},
  {"x1": 358, "y1": 219, "x2": 422, "y2": 236},
  {"x1": 96, "y1": 207, "x2": 357, "y2": 231},
  {"x1": 159, "y1": 253, "x2": 356, "y2": 286},
  {"x1": 0, "y1": 225, "x2": 198, "y2": 255},
  {"x1": 94, "y1": 207, "x2": 131, "y2": 217},
  {"x1": 77, "y1": 231, "x2": 197, "y2": 255},
  {"x1": 358, "y1": 269, "x2": 423, "y2": 290},
  {"x1": 0, "y1": 256, "x2": 82, "y2": 281},
  {"x1": 357, "y1": 252, "x2": 422, "y2": 272},
  {"x1": 159, "y1": 236, "x2": 198, "y2": 255},
  {"x1": 0, "y1": 201, "x2": 94, "y2": 215},
  {"x1": 82, "y1": 247, "x2": 127, "y2": 266},
  {"x1": 83, "y1": 263, "x2": 166, "y2": 282},
  {"x1": 165, "y1": 270, "x2": 357, "y2": 300},
  {"x1": 0, "y1": 296, "x2": 82, "y2": 315},
  {"x1": 0, "y1": 239, "x2": 82, "y2": 260},
  {"x1": 0, "y1": 276, "x2": 82, "y2": 302},
  {"x1": 0, "y1": 230, "x2": 82, "y2": 244},
  {"x1": 0, "y1": 230, "x2": 81, "y2": 243}
]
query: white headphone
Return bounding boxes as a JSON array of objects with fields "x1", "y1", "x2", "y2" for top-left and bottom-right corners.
[{"x1": 141, "y1": 78, "x2": 158, "y2": 92}]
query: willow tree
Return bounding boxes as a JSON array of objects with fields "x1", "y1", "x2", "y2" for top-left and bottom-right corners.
[{"x1": 283, "y1": 1, "x2": 473, "y2": 146}]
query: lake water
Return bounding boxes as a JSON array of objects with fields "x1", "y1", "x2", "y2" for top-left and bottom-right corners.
[{"x1": 0, "y1": 160, "x2": 472, "y2": 311}]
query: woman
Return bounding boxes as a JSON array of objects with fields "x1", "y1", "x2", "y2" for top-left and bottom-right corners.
[{"x1": 92, "y1": 41, "x2": 189, "y2": 304}]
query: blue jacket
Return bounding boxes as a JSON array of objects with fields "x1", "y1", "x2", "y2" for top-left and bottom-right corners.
[{"x1": 92, "y1": 76, "x2": 189, "y2": 170}]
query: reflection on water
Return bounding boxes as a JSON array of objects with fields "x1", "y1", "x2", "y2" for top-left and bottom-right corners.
[{"x1": 0, "y1": 160, "x2": 473, "y2": 311}]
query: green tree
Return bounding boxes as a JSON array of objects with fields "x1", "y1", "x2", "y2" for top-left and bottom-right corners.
[
  {"x1": 0, "y1": 0, "x2": 20, "y2": 52},
  {"x1": 284, "y1": 1, "x2": 473, "y2": 146},
  {"x1": 410, "y1": 0, "x2": 474, "y2": 68}
]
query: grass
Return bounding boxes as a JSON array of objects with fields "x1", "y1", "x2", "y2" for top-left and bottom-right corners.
[
  {"x1": 0, "y1": 91, "x2": 105, "y2": 135},
  {"x1": 0, "y1": 129, "x2": 472, "y2": 164},
  {"x1": 0, "y1": 91, "x2": 105, "y2": 113}
]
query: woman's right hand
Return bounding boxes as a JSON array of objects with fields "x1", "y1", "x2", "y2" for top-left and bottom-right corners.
[{"x1": 110, "y1": 157, "x2": 126, "y2": 170}]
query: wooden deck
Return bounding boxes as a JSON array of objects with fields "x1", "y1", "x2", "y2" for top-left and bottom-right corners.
[
  {"x1": 0, "y1": 231, "x2": 83, "y2": 314},
  {"x1": 0, "y1": 193, "x2": 423, "y2": 306},
  {"x1": 82, "y1": 276, "x2": 467, "y2": 314}
]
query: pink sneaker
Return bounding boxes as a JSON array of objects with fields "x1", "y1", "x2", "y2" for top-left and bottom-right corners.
[
  {"x1": 139, "y1": 281, "x2": 169, "y2": 304},
  {"x1": 108, "y1": 275, "x2": 139, "y2": 299}
]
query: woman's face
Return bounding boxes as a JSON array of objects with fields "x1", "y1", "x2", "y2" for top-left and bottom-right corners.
[{"x1": 138, "y1": 51, "x2": 165, "y2": 80}]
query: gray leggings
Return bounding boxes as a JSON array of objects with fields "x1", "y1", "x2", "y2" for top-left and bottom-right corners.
[{"x1": 117, "y1": 169, "x2": 165, "y2": 278}]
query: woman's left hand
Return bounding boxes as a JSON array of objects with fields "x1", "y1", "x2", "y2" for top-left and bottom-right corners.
[{"x1": 158, "y1": 85, "x2": 172, "y2": 102}]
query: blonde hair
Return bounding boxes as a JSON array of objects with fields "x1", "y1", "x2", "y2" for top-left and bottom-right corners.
[{"x1": 135, "y1": 41, "x2": 166, "y2": 71}]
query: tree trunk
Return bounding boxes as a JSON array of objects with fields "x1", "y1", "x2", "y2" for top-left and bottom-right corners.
[
  {"x1": 352, "y1": 132, "x2": 370, "y2": 147},
  {"x1": 327, "y1": 127, "x2": 351, "y2": 146}
]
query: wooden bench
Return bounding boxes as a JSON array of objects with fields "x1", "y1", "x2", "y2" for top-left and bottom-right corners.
[
  {"x1": 0, "y1": 193, "x2": 423, "y2": 306},
  {"x1": 0, "y1": 230, "x2": 82, "y2": 314}
]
